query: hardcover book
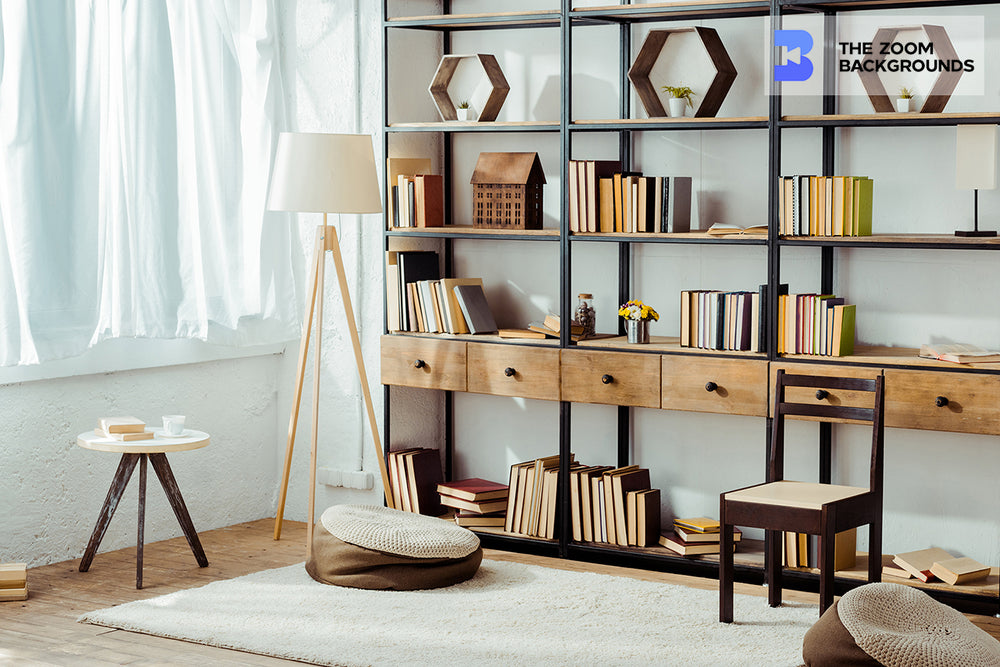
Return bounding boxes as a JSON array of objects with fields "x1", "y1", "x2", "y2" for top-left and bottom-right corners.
[
  {"x1": 453, "y1": 284, "x2": 498, "y2": 334},
  {"x1": 929, "y1": 556, "x2": 990, "y2": 586},
  {"x1": 893, "y1": 547, "x2": 954, "y2": 583},
  {"x1": 437, "y1": 478, "x2": 509, "y2": 502}
]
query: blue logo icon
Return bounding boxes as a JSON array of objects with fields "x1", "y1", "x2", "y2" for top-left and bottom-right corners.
[{"x1": 774, "y1": 30, "x2": 814, "y2": 82}]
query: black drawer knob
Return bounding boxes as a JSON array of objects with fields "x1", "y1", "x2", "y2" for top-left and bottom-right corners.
[
  {"x1": 601, "y1": 374, "x2": 614, "y2": 385},
  {"x1": 504, "y1": 367, "x2": 516, "y2": 377},
  {"x1": 413, "y1": 359, "x2": 425, "y2": 369},
  {"x1": 705, "y1": 381, "x2": 718, "y2": 393},
  {"x1": 935, "y1": 395, "x2": 949, "y2": 407},
  {"x1": 815, "y1": 389, "x2": 829, "y2": 400}
]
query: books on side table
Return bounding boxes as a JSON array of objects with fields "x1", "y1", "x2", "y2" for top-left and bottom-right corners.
[
  {"x1": 0, "y1": 563, "x2": 28, "y2": 602},
  {"x1": 95, "y1": 416, "x2": 153, "y2": 441}
]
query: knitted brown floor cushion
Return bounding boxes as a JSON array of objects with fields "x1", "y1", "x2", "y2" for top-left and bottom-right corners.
[
  {"x1": 305, "y1": 505, "x2": 482, "y2": 591},
  {"x1": 803, "y1": 582, "x2": 1000, "y2": 667}
]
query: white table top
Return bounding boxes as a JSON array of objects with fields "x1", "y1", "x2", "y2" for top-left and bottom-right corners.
[{"x1": 77, "y1": 428, "x2": 210, "y2": 454}]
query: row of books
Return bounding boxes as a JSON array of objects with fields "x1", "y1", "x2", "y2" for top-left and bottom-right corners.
[
  {"x1": 658, "y1": 517, "x2": 742, "y2": 557},
  {"x1": 0, "y1": 563, "x2": 27, "y2": 602},
  {"x1": 679, "y1": 288, "x2": 765, "y2": 353},
  {"x1": 503, "y1": 455, "x2": 567, "y2": 539},
  {"x1": 388, "y1": 448, "x2": 443, "y2": 516},
  {"x1": 781, "y1": 529, "x2": 856, "y2": 570},
  {"x1": 385, "y1": 250, "x2": 497, "y2": 334},
  {"x1": 567, "y1": 160, "x2": 692, "y2": 234},
  {"x1": 778, "y1": 175, "x2": 874, "y2": 237},
  {"x1": 778, "y1": 292, "x2": 856, "y2": 356},
  {"x1": 886, "y1": 547, "x2": 990, "y2": 586},
  {"x1": 567, "y1": 464, "x2": 661, "y2": 547}
]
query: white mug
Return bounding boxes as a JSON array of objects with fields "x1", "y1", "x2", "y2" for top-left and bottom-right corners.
[{"x1": 162, "y1": 415, "x2": 186, "y2": 436}]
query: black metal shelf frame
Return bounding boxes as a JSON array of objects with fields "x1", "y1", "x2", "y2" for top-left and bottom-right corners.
[{"x1": 381, "y1": 0, "x2": 999, "y2": 614}]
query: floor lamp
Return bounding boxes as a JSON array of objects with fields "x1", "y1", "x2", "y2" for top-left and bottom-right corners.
[{"x1": 266, "y1": 132, "x2": 395, "y2": 551}]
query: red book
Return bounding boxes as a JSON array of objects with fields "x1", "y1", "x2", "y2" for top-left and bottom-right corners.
[
  {"x1": 437, "y1": 478, "x2": 509, "y2": 502},
  {"x1": 414, "y1": 174, "x2": 444, "y2": 227}
]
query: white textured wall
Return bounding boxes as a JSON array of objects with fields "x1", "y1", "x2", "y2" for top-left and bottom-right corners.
[{"x1": 0, "y1": 355, "x2": 283, "y2": 567}]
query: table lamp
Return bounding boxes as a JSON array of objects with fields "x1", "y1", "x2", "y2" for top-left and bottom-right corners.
[
  {"x1": 955, "y1": 124, "x2": 998, "y2": 237},
  {"x1": 266, "y1": 132, "x2": 394, "y2": 551}
]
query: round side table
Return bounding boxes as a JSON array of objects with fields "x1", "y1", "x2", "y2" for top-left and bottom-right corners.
[{"x1": 77, "y1": 427, "x2": 211, "y2": 588}]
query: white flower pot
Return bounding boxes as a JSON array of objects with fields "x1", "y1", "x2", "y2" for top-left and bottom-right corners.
[
  {"x1": 668, "y1": 97, "x2": 688, "y2": 118},
  {"x1": 896, "y1": 98, "x2": 912, "y2": 113},
  {"x1": 456, "y1": 108, "x2": 470, "y2": 121}
]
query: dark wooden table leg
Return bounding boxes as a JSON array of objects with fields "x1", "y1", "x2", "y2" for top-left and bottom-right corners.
[
  {"x1": 137, "y1": 454, "x2": 147, "y2": 589},
  {"x1": 149, "y1": 453, "x2": 209, "y2": 567},
  {"x1": 80, "y1": 454, "x2": 140, "y2": 572}
]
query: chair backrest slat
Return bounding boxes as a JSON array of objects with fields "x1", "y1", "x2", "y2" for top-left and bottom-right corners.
[
  {"x1": 778, "y1": 402, "x2": 875, "y2": 422},
  {"x1": 779, "y1": 373, "x2": 877, "y2": 392}
]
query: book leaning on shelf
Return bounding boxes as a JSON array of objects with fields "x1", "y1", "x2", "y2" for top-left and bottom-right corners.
[
  {"x1": 777, "y1": 175, "x2": 873, "y2": 237},
  {"x1": 566, "y1": 160, "x2": 691, "y2": 234}
]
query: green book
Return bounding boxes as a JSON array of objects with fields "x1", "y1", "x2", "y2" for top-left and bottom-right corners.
[
  {"x1": 853, "y1": 178, "x2": 873, "y2": 237},
  {"x1": 833, "y1": 304, "x2": 856, "y2": 357}
]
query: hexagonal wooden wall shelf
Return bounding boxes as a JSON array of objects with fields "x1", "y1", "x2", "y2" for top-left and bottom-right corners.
[
  {"x1": 428, "y1": 54, "x2": 510, "y2": 122},
  {"x1": 858, "y1": 25, "x2": 962, "y2": 113},
  {"x1": 628, "y1": 27, "x2": 737, "y2": 118}
]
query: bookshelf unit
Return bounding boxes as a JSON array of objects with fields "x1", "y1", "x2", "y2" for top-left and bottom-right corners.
[{"x1": 381, "y1": 0, "x2": 1000, "y2": 615}]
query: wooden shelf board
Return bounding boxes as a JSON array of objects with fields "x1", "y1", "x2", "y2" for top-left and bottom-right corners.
[
  {"x1": 573, "y1": 538, "x2": 766, "y2": 567},
  {"x1": 574, "y1": 1, "x2": 770, "y2": 19},
  {"x1": 576, "y1": 335, "x2": 767, "y2": 357},
  {"x1": 387, "y1": 331, "x2": 562, "y2": 347},
  {"x1": 573, "y1": 116, "x2": 768, "y2": 126},
  {"x1": 780, "y1": 345, "x2": 1000, "y2": 371},
  {"x1": 388, "y1": 121, "x2": 560, "y2": 130},
  {"x1": 572, "y1": 231, "x2": 766, "y2": 242},
  {"x1": 388, "y1": 225, "x2": 559, "y2": 238},
  {"x1": 387, "y1": 10, "x2": 561, "y2": 29},
  {"x1": 784, "y1": 0, "x2": 999, "y2": 9},
  {"x1": 788, "y1": 552, "x2": 1000, "y2": 600},
  {"x1": 781, "y1": 233, "x2": 1000, "y2": 246},
  {"x1": 782, "y1": 111, "x2": 1000, "y2": 125}
]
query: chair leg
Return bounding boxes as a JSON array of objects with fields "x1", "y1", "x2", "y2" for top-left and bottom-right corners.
[
  {"x1": 868, "y1": 520, "x2": 882, "y2": 583},
  {"x1": 766, "y1": 529, "x2": 782, "y2": 607},
  {"x1": 819, "y1": 511, "x2": 836, "y2": 615},
  {"x1": 719, "y1": 500, "x2": 733, "y2": 623}
]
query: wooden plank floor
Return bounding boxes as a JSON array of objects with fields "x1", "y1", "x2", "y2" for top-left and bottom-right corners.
[{"x1": 4, "y1": 518, "x2": 998, "y2": 665}]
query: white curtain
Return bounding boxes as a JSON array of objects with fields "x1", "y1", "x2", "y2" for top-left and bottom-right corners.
[{"x1": 0, "y1": 0, "x2": 299, "y2": 367}]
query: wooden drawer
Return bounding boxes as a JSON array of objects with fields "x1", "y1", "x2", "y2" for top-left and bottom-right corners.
[
  {"x1": 885, "y1": 369, "x2": 1000, "y2": 435},
  {"x1": 380, "y1": 335, "x2": 467, "y2": 391},
  {"x1": 662, "y1": 357, "x2": 768, "y2": 416},
  {"x1": 769, "y1": 363, "x2": 882, "y2": 419},
  {"x1": 560, "y1": 349, "x2": 660, "y2": 408},
  {"x1": 467, "y1": 343, "x2": 560, "y2": 401}
]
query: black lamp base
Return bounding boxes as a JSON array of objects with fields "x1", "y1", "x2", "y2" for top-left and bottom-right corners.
[{"x1": 955, "y1": 229, "x2": 998, "y2": 237}]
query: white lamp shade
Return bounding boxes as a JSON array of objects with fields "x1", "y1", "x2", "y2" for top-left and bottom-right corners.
[
  {"x1": 267, "y1": 132, "x2": 382, "y2": 214},
  {"x1": 955, "y1": 125, "x2": 997, "y2": 191}
]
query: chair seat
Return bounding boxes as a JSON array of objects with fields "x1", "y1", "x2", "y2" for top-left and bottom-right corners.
[{"x1": 724, "y1": 480, "x2": 869, "y2": 510}]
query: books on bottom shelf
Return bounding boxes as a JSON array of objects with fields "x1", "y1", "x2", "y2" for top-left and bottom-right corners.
[
  {"x1": 438, "y1": 478, "x2": 509, "y2": 518},
  {"x1": 387, "y1": 448, "x2": 443, "y2": 516},
  {"x1": 781, "y1": 529, "x2": 856, "y2": 570},
  {"x1": 892, "y1": 547, "x2": 990, "y2": 585},
  {"x1": 567, "y1": 464, "x2": 661, "y2": 547},
  {"x1": 0, "y1": 563, "x2": 28, "y2": 602},
  {"x1": 777, "y1": 292, "x2": 855, "y2": 357},
  {"x1": 504, "y1": 455, "x2": 567, "y2": 539},
  {"x1": 659, "y1": 517, "x2": 740, "y2": 557},
  {"x1": 454, "y1": 511, "x2": 506, "y2": 528}
]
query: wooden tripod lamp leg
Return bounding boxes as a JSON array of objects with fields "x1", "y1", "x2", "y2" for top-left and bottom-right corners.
[
  {"x1": 326, "y1": 225, "x2": 395, "y2": 509},
  {"x1": 274, "y1": 225, "x2": 325, "y2": 541},
  {"x1": 306, "y1": 225, "x2": 327, "y2": 556}
]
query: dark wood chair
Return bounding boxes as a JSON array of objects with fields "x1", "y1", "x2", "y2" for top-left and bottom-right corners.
[{"x1": 719, "y1": 369, "x2": 885, "y2": 622}]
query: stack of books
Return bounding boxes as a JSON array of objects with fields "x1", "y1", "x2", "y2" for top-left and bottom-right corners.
[
  {"x1": 437, "y1": 478, "x2": 509, "y2": 528},
  {"x1": 567, "y1": 159, "x2": 692, "y2": 234},
  {"x1": 95, "y1": 416, "x2": 153, "y2": 442},
  {"x1": 0, "y1": 563, "x2": 27, "y2": 602},
  {"x1": 778, "y1": 175, "x2": 874, "y2": 237},
  {"x1": 528, "y1": 314, "x2": 585, "y2": 341},
  {"x1": 658, "y1": 517, "x2": 741, "y2": 557},
  {"x1": 387, "y1": 448, "x2": 443, "y2": 516}
]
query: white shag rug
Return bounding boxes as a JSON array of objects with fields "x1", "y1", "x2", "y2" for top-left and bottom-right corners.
[{"x1": 79, "y1": 560, "x2": 816, "y2": 666}]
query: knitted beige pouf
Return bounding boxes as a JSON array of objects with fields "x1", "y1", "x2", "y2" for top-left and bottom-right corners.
[
  {"x1": 305, "y1": 505, "x2": 482, "y2": 591},
  {"x1": 803, "y1": 582, "x2": 1000, "y2": 667}
]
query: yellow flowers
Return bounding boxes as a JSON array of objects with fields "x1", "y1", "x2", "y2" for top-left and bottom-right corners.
[{"x1": 619, "y1": 299, "x2": 659, "y2": 321}]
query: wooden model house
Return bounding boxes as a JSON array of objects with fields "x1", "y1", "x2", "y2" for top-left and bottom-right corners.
[{"x1": 470, "y1": 152, "x2": 546, "y2": 230}]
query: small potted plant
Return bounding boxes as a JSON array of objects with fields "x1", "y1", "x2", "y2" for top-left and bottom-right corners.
[
  {"x1": 619, "y1": 299, "x2": 659, "y2": 344},
  {"x1": 456, "y1": 100, "x2": 472, "y2": 122},
  {"x1": 661, "y1": 85, "x2": 695, "y2": 118},
  {"x1": 897, "y1": 87, "x2": 914, "y2": 113}
]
